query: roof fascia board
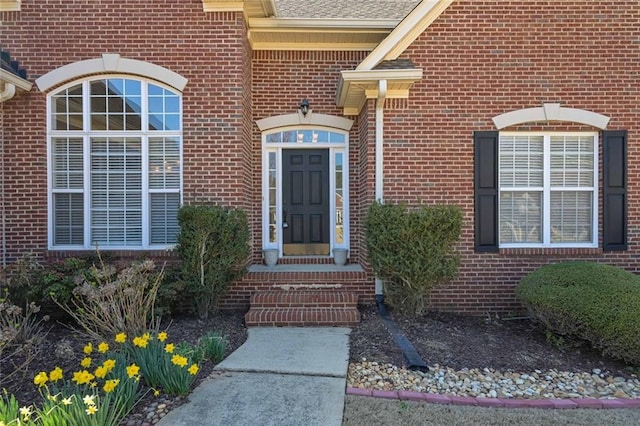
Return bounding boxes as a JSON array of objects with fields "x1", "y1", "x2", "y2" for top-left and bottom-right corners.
[
  {"x1": 356, "y1": 0, "x2": 455, "y2": 71},
  {"x1": 249, "y1": 18, "x2": 400, "y2": 29},
  {"x1": 0, "y1": 0, "x2": 21, "y2": 11},
  {"x1": 0, "y1": 69, "x2": 32, "y2": 91}
]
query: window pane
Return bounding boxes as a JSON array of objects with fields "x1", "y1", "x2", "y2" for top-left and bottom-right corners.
[
  {"x1": 90, "y1": 137, "x2": 142, "y2": 246},
  {"x1": 147, "y1": 84, "x2": 180, "y2": 131},
  {"x1": 149, "y1": 137, "x2": 181, "y2": 189},
  {"x1": 335, "y1": 152, "x2": 344, "y2": 244},
  {"x1": 550, "y1": 191, "x2": 592, "y2": 243},
  {"x1": 550, "y1": 135, "x2": 594, "y2": 187},
  {"x1": 499, "y1": 135, "x2": 543, "y2": 187},
  {"x1": 52, "y1": 84, "x2": 83, "y2": 130},
  {"x1": 499, "y1": 191, "x2": 542, "y2": 243},
  {"x1": 90, "y1": 79, "x2": 142, "y2": 131},
  {"x1": 53, "y1": 193, "x2": 84, "y2": 245},
  {"x1": 150, "y1": 193, "x2": 180, "y2": 244},
  {"x1": 52, "y1": 138, "x2": 84, "y2": 189}
]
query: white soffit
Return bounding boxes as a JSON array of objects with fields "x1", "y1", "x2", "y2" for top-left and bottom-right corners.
[{"x1": 336, "y1": 68, "x2": 423, "y2": 115}]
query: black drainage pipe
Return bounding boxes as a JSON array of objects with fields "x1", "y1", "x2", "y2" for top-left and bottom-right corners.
[{"x1": 376, "y1": 295, "x2": 429, "y2": 372}]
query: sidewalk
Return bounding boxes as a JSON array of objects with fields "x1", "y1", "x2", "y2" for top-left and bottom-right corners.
[{"x1": 157, "y1": 327, "x2": 351, "y2": 426}]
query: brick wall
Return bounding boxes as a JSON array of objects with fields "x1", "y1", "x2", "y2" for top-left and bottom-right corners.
[
  {"x1": 380, "y1": 0, "x2": 640, "y2": 313},
  {"x1": 2, "y1": 0, "x2": 639, "y2": 315},
  {"x1": 0, "y1": 0, "x2": 250, "y2": 262}
]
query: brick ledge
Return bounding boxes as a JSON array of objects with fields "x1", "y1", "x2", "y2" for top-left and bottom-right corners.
[{"x1": 346, "y1": 387, "x2": 640, "y2": 409}]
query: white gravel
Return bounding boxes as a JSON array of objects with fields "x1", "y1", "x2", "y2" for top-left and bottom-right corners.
[{"x1": 348, "y1": 360, "x2": 640, "y2": 399}]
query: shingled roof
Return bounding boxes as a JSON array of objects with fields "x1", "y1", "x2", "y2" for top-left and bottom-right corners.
[
  {"x1": 1, "y1": 48, "x2": 28, "y2": 79},
  {"x1": 273, "y1": 0, "x2": 420, "y2": 20}
]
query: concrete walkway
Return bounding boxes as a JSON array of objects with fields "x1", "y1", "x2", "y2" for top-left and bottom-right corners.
[{"x1": 157, "y1": 327, "x2": 351, "y2": 426}]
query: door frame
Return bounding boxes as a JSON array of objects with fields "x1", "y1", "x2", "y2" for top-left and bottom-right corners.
[{"x1": 261, "y1": 126, "x2": 350, "y2": 257}]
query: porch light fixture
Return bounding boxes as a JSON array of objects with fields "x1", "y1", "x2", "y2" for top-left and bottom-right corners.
[{"x1": 300, "y1": 99, "x2": 310, "y2": 116}]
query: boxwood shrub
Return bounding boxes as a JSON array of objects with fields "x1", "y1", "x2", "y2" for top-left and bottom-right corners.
[{"x1": 516, "y1": 261, "x2": 640, "y2": 365}]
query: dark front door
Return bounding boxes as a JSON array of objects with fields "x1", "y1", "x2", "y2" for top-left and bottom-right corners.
[{"x1": 283, "y1": 149, "x2": 330, "y2": 255}]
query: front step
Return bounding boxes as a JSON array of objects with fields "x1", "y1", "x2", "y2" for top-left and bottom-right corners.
[{"x1": 245, "y1": 290, "x2": 361, "y2": 326}]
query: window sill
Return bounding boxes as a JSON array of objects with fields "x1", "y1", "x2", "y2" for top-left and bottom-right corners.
[{"x1": 499, "y1": 247, "x2": 602, "y2": 256}]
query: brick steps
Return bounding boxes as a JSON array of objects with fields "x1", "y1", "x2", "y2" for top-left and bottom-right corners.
[{"x1": 244, "y1": 290, "x2": 361, "y2": 326}]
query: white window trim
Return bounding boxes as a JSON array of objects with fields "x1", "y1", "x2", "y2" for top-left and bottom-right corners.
[
  {"x1": 47, "y1": 75, "x2": 183, "y2": 250},
  {"x1": 499, "y1": 131, "x2": 599, "y2": 249},
  {"x1": 261, "y1": 126, "x2": 350, "y2": 257}
]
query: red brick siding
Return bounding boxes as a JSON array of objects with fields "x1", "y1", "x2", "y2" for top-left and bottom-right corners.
[
  {"x1": 2, "y1": 0, "x2": 639, "y2": 315},
  {"x1": 379, "y1": 0, "x2": 640, "y2": 313},
  {"x1": 0, "y1": 1, "x2": 250, "y2": 262}
]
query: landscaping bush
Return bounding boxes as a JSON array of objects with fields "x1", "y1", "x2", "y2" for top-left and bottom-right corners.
[
  {"x1": 56, "y1": 257, "x2": 164, "y2": 341},
  {"x1": 516, "y1": 261, "x2": 640, "y2": 365},
  {"x1": 365, "y1": 201, "x2": 462, "y2": 316},
  {"x1": 176, "y1": 205, "x2": 250, "y2": 319}
]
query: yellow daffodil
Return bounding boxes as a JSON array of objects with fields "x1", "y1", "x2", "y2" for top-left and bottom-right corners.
[
  {"x1": 115, "y1": 333, "x2": 127, "y2": 343},
  {"x1": 94, "y1": 366, "x2": 108, "y2": 379},
  {"x1": 103, "y1": 359, "x2": 116, "y2": 372},
  {"x1": 154, "y1": 389, "x2": 161, "y2": 396},
  {"x1": 80, "y1": 357, "x2": 92, "y2": 368},
  {"x1": 98, "y1": 342, "x2": 109, "y2": 353},
  {"x1": 157, "y1": 331, "x2": 168, "y2": 342},
  {"x1": 103, "y1": 379, "x2": 119, "y2": 393},
  {"x1": 86, "y1": 405, "x2": 98, "y2": 415},
  {"x1": 171, "y1": 354, "x2": 188, "y2": 367},
  {"x1": 49, "y1": 366, "x2": 64, "y2": 382},
  {"x1": 188, "y1": 364, "x2": 199, "y2": 375},
  {"x1": 126, "y1": 364, "x2": 140, "y2": 378},
  {"x1": 164, "y1": 343, "x2": 175, "y2": 353},
  {"x1": 82, "y1": 395, "x2": 95, "y2": 406},
  {"x1": 62, "y1": 397, "x2": 73, "y2": 406},
  {"x1": 72, "y1": 370, "x2": 95, "y2": 385},
  {"x1": 47, "y1": 393, "x2": 58, "y2": 402},
  {"x1": 133, "y1": 336, "x2": 149, "y2": 348},
  {"x1": 33, "y1": 371, "x2": 48, "y2": 387},
  {"x1": 83, "y1": 342, "x2": 93, "y2": 354}
]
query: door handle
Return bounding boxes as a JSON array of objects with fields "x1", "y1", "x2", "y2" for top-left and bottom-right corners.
[{"x1": 283, "y1": 210, "x2": 288, "y2": 228}]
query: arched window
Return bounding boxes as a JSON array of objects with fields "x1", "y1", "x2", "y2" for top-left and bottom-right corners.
[{"x1": 48, "y1": 76, "x2": 182, "y2": 249}]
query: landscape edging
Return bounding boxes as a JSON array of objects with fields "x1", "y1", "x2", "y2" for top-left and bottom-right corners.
[{"x1": 346, "y1": 387, "x2": 640, "y2": 409}]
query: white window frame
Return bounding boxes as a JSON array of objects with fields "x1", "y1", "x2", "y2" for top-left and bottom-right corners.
[
  {"x1": 499, "y1": 131, "x2": 598, "y2": 249},
  {"x1": 261, "y1": 127, "x2": 350, "y2": 256},
  {"x1": 47, "y1": 74, "x2": 183, "y2": 250}
]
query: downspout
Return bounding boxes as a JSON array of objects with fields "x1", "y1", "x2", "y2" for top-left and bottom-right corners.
[
  {"x1": 374, "y1": 79, "x2": 387, "y2": 313},
  {"x1": 0, "y1": 84, "x2": 16, "y2": 103}
]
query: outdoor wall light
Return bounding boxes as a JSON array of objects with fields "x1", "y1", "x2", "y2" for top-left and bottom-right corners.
[{"x1": 300, "y1": 99, "x2": 310, "y2": 116}]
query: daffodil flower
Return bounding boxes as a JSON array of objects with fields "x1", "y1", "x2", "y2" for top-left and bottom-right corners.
[
  {"x1": 115, "y1": 332, "x2": 127, "y2": 343},
  {"x1": 33, "y1": 371, "x2": 48, "y2": 387}
]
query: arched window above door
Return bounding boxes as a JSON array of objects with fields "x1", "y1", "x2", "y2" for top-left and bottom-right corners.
[{"x1": 265, "y1": 129, "x2": 346, "y2": 145}]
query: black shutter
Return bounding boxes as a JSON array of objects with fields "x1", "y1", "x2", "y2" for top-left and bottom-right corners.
[
  {"x1": 603, "y1": 130, "x2": 628, "y2": 251},
  {"x1": 474, "y1": 131, "x2": 499, "y2": 252}
]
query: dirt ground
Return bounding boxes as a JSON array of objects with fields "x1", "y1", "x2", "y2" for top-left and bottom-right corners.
[{"x1": 3, "y1": 303, "x2": 638, "y2": 424}]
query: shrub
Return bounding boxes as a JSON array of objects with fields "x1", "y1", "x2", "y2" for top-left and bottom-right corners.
[
  {"x1": 56, "y1": 257, "x2": 163, "y2": 341},
  {"x1": 516, "y1": 261, "x2": 640, "y2": 365},
  {"x1": 176, "y1": 205, "x2": 250, "y2": 319},
  {"x1": 0, "y1": 297, "x2": 49, "y2": 387},
  {"x1": 365, "y1": 201, "x2": 463, "y2": 316}
]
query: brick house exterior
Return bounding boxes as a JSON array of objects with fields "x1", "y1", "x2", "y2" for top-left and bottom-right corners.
[{"x1": 1, "y1": 0, "x2": 638, "y2": 315}]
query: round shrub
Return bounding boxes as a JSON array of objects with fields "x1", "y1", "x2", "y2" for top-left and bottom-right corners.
[{"x1": 516, "y1": 261, "x2": 640, "y2": 365}]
